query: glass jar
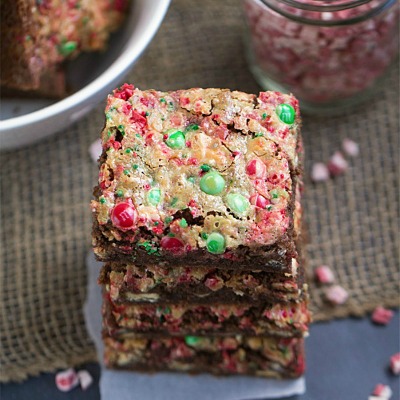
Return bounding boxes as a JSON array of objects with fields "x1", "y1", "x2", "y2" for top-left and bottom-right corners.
[{"x1": 243, "y1": 0, "x2": 399, "y2": 114}]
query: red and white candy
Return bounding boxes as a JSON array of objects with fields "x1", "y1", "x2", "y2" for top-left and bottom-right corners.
[
  {"x1": 250, "y1": 193, "x2": 269, "y2": 209},
  {"x1": 342, "y1": 138, "x2": 359, "y2": 157},
  {"x1": 77, "y1": 370, "x2": 93, "y2": 390},
  {"x1": 390, "y1": 352, "x2": 400, "y2": 375},
  {"x1": 311, "y1": 162, "x2": 330, "y2": 183},
  {"x1": 325, "y1": 285, "x2": 348, "y2": 305},
  {"x1": 55, "y1": 368, "x2": 79, "y2": 392},
  {"x1": 89, "y1": 139, "x2": 102, "y2": 163},
  {"x1": 328, "y1": 151, "x2": 348, "y2": 177},
  {"x1": 246, "y1": 159, "x2": 266, "y2": 179},
  {"x1": 314, "y1": 265, "x2": 335, "y2": 284},
  {"x1": 371, "y1": 306, "x2": 394, "y2": 325},
  {"x1": 370, "y1": 384, "x2": 392, "y2": 399}
]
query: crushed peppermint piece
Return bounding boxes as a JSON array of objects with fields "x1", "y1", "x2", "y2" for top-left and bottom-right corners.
[
  {"x1": 328, "y1": 151, "x2": 348, "y2": 176},
  {"x1": 89, "y1": 139, "x2": 102, "y2": 163},
  {"x1": 55, "y1": 368, "x2": 79, "y2": 392},
  {"x1": 314, "y1": 265, "x2": 335, "y2": 284},
  {"x1": 390, "y1": 353, "x2": 400, "y2": 375},
  {"x1": 325, "y1": 285, "x2": 348, "y2": 305},
  {"x1": 371, "y1": 307, "x2": 394, "y2": 325},
  {"x1": 311, "y1": 162, "x2": 329, "y2": 182},
  {"x1": 77, "y1": 370, "x2": 93, "y2": 390},
  {"x1": 342, "y1": 138, "x2": 359, "y2": 157},
  {"x1": 371, "y1": 384, "x2": 392, "y2": 399}
]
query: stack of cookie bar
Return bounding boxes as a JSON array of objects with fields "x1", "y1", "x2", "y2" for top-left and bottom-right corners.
[{"x1": 92, "y1": 84, "x2": 310, "y2": 378}]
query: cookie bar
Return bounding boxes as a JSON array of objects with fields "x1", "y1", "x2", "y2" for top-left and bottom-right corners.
[
  {"x1": 103, "y1": 295, "x2": 310, "y2": 338},
  {"x1": 1, "y1": 0, "x2": 128, "y2": 96},
  {"x1": 99, "y1": 260, "x2": 306, "y2": 304},
  {"x1": 103, "y1": 334, "x2": 305, "y2": 378},
  {"x1": 91, "y1": 85, "x2": 302, "y2": 271},
  {"x1": 93, "y1": 84, "x2": 309, "y2": 379}
]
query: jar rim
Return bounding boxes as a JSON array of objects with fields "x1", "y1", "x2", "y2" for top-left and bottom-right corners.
[{"x1": 258, "y1": 0, "x2": 397, "y2": 25}]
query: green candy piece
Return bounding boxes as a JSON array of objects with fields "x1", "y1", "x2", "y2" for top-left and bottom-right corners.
[
  {"x1": 58, "y1": 41, "x2": 77, "y2": 56},
  {"x1": 200, "y1": 164, "x2": 211, "y2": 172},
  {"x1": 206, "y1": 232, "x2": 226, "y2": 254},
  {"x1": 185, "y1": 336, "x2": 201, "y2": 346},
  {"x1": 179, "y1": 218, "x2": 188, "y2": 228},
  {"x1": 226, "y1": 193, "x2": 250, "y2": 215},
  {"x1": 276, "y1": 103, "x2": 296, "y2": 125},
  {"x1": 165, "y1": 129, "x2": 185, "y2": 149},
  {"x1": 200, "y1": 171, "x2": 225, "y2": 195},
  {"x1": 147, "y1": 188, "x2": 161, "y2": 206}
]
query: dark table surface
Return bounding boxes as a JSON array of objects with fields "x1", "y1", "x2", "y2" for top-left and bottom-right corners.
[{"x1": 2, "y1": 310, "x2": 399, "y2": 400}]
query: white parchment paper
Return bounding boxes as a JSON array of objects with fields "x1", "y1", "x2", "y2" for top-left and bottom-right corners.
[{"x1": 84, "y1": 252, "x2": 305, "y2": 400}]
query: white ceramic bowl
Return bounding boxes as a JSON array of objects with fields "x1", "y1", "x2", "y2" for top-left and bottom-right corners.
[{"x1": 0, "y1": 0, "x2": 170, "y2": 150}]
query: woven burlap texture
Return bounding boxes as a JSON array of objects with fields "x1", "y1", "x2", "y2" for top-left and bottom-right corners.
[{"x1": 1, "y1": 0, "x2": 399, "y2": 383}]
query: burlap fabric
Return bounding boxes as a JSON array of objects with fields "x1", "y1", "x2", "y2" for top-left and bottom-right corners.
[{"x1": 1, "y1": 0, "x2": 399, "y2": 383}]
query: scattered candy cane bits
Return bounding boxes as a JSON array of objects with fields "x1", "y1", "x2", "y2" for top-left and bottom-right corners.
[
  {"x1": 342, "y1": 138, "x2": 359, "y2": 157},
  {"x1": 371, "y1": 306, "x2": 394, "y2": 325},
  {"x1": 89, "y1": 139, "x2": 102, "y2": 163},
  {"x1": 77, "y1": 369, "x2": 93, "y2": 390},
  {"x1": 390, "y1": 352, "x2": 400, "y2": 375},
  {"x1": 325, "y1": 285, "x2": 348, "y2": 305},
  {"x1": 328, "y1": 151, "x2": 348, "y2": 177},
  {"x1": 55, "y1": 368, "x2": 79, "y2": 392},
  {"x1": 314, "y1": 265, "x2": 335, "y2": 284},
  {"x1": 311, "y1": 162, "x2": 330, "y2": 182},
  {"x1": 370, "y1": 384, "x2": 392, "y2": 399}
]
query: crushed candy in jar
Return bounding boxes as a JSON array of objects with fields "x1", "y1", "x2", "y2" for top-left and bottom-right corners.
[{"x1": 243, "y1": 0, "x2": 399, "y2": 107}]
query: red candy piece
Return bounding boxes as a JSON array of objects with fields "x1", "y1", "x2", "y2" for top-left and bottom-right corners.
[
  {"x1": 371, "y1": 306, "x2": 394, "y2": 325},
  {"x1": 160, "y1": 237, "x2": 184, "y2": 252},
  {"x1": 111, "y1": 202, "x2": 137, "y2": 230},
  {"x1": 246, "y1": 159, "x2": 266, "y2": 179},
  {"x1": 250, "y1": 193, "x2": 269, "y2": 209},
  {"x1": 390, "y1": 353, "x2": 400, "y2": 375},
  {"x1": 113, "y1": 83, "x2": 134, "y2": 101},
  {"x1": 372, "y1": 384, "x2": 392, "y2": 398},
  {"x1": 314, "y1": 265, "x2": 335, "y2": 284},
  {"x1": 205, "y1": 276, "x2": 224, "y2": 291},
  {"x1": 328, "y1": 151, "x2": 348, "y2": 177},
  {"x1": 55, "y1": 368, "x2": 79, "y2": 392}
]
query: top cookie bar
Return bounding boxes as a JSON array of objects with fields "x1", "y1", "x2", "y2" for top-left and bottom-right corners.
[{"x1": 92, "y1": 84, "x2": 302, "y2": 270}]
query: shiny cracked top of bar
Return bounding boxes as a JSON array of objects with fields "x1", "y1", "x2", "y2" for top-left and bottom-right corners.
[{"x1": 92, "y1": 84, "x2": 301, "y2": 258}]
